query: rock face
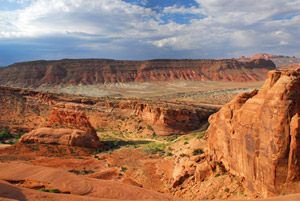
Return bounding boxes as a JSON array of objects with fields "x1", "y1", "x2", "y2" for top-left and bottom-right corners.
[
  {"x1": 0, "y1": 86, "x2": 217, "y2": 136},
  {"x1": 207, "y1": 68, "x2": 300, "y2": 196},
  {"x1": 0, "y1": 58, "x2": 275, "y2": 88}
]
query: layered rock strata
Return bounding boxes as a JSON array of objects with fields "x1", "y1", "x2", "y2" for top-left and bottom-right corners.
[
  {"x1": 207, "y1": 68, "x2": 300, "y2": 196},
  {"x1": 0, "y1": 58, "x2": 275, "y2": 88}
]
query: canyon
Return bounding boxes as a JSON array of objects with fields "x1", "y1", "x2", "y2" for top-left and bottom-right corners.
[
  {"x1": 0, "y1": 86, "x2": 217, "y2": 137},
  {"x1": 1, "y1": 57, "x2": 300, "y2": 201}
]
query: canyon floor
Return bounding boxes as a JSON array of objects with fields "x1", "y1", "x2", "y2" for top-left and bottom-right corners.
[{"x1": 0, "y1": 129, "x2": 255, "y2": 200}]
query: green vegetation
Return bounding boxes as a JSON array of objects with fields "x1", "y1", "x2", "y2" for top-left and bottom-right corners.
[
  {"x1": 193, "y1": 149, "x2": 204, "y2": 155},
  {"x1": 37, "y1": 187, "x2": 48, "y2": 192},
  {"x1": 37, "y1": 187, "x2": 59, "y2": 193},
  {"x1": 96, "y1": 127, "x2": 105, "y2": 132},
  {"x1": 0, "y1": 130, "x2": 12, "y2": 141},
  {"x1": 0, "y1": 130, "x2": 25, "y2": 144},
  {"x1": 197, "y1": 131, "x2": 206, "y2": 139}
]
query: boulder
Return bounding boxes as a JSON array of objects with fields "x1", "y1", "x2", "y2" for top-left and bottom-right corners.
[{"x1": 20, "y1": 127, "x2": 102, "y2": 148}]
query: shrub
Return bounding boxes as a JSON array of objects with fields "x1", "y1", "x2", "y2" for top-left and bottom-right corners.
[
  {"x1": 49, "y1": 189, "x2": 59, "y2": 193},
  {"x1": 0, "y1": 131, "x2": 12, "y2": 141},
  {"x1": 121, "y1": 167, "x2": 127, "y2": 172},
  {"x1": 193, "y1": 149, "x2": 204, "y2": 155},
  {"x1": 167, "y1": 152, "x2": 173, "y2": 156},
  {"x1": 15, "y1": 133, "x2": 25, "y2": 138}
]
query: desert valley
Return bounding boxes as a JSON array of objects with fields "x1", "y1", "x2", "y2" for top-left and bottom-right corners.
[{"x1": 0, "y1": 53, "x2": 300, "y2": 201}]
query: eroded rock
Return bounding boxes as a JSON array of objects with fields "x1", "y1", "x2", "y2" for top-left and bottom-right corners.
[{"x1": 207, "y1": 68, "x2": 300, "y2": 196}]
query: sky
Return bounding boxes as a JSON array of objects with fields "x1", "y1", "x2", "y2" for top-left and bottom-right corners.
[{"x1": 0, "y1": 0, "x2": 300, "y2": 66}]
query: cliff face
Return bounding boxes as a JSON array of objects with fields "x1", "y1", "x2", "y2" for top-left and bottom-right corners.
[
  {"x1": 0, "y1": 59, "x2": 275, "y2": 88},
  {"x1": 207, "y1": 68, "x2": 300, "y2": 196},
  {"x1": 0, "y1": 86, "x2": 217, "y2": 136}
]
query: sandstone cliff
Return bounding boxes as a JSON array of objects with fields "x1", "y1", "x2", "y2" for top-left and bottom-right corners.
[
  {"x1": 207, "y1": 68, "x2": 300, "y2": 196},
  {"x1": 0, "y1": 58, "x2": 275, "y2": 88},
  {"x1": 0, "y1": 86, "x2": 217, "y2": 136}
]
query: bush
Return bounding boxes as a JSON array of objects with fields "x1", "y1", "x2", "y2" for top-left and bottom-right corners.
[
  {"x1": 167, "y1": 152, "x2": 173, "y2": 156},
  {"x1": 49, "y1": 189, "x2": 59, "y2": 193},
  {"x1": 0, "y1": 131, "x2": 14, "y2": 143},
  {"x1": 0, "y1": 131, "x2": 12, "y2": 141},
  {"x1": 193, "y1": 149, "x2": 204, "y2": 155}
]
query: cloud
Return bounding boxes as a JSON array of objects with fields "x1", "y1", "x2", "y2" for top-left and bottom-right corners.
[{"x1": 0, "y1": 0, "x2": 300, "y2": 66}]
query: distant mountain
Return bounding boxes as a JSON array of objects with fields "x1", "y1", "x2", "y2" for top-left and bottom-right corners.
[{"x1": 237, "y1": 53, "x2": 300, "y2": 67}]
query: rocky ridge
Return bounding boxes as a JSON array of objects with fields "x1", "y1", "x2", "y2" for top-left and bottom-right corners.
[
  {"x1": 0, "y1": 58, "x2": 275, "y2": 89},
  {"x1": 238, "y1": 53, "x2": 300, "y2": 67},
  {"x1": 206, "y1": 68, "x2": 300, "y2": 196}
]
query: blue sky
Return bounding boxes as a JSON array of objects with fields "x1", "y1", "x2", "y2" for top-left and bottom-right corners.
[{"x1": 0, "y1": 0, "x2": 300, "y2": 66}]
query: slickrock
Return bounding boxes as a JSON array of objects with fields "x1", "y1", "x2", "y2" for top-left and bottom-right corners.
[
  {"x1": 0, "y1": 163, "x2": 180, "y2": 201},
  {"x1": 207, "y1": 68, "x2": 300, "y2": 196},
  {"x1": 0, "y1": 58, "x2": 275, "y2": 88}
]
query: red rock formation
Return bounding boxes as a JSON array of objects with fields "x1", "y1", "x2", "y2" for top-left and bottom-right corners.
[
  {"x1": 238, "y1": 53, "x2": 300, "y2": 68},
  {"x1": 207, "y1": 68, "x2": 300, "y2": 196},
  {"x1": 49, "y1": 103, "x2": 96, "y2": 135},
  {"x1": 0, "y1": 58, "x2": 275, "y2": 88},
  {"x1": 0, "y1": 86, "x2": 216, "y2": 136},
  {"x1": 20, "y1": 128, "x2": 102, "y2": 148}
]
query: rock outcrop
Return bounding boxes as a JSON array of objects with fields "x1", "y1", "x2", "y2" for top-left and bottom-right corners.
[
  {"x1": 207, "y1": 68, "x2": 300, "y2": 196},
  {"x1": 20, "y1": 128, "x2": 102, "y2": 148},
  {"x1": 0, "y1": 58, "x2": 275, "y2": 88},
  {"x1": 20, "y1": 102, "x2": 102, "y2": 148}
]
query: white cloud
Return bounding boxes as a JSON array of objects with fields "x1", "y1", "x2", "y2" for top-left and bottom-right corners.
[{"x1": 0, "y1": 0, "x2": 300, "y2": 64}]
